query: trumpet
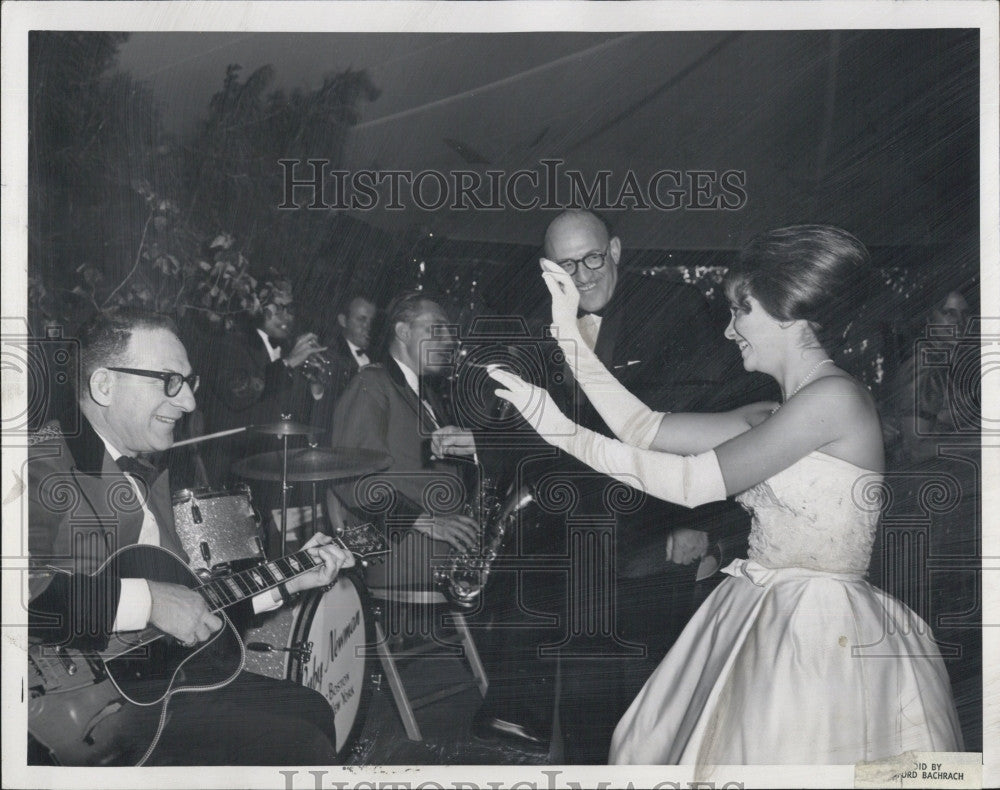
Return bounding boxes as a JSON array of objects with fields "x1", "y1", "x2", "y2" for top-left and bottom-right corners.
[{"x1": 299, "y1": 349, "x2": 335, "y2": 387}]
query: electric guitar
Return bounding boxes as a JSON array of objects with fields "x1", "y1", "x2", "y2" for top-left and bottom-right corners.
[{"x1": 28, "y1": 524, "x2": 389, "y2": 766}]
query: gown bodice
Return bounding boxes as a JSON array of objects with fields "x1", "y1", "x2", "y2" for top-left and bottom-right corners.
[{"x1": 736, "y1": 451, "x2": 882, "y2": 575}]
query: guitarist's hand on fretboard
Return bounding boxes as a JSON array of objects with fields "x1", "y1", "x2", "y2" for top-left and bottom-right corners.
[
  {"x1": 148, "y1": 581, "x2": 224, "y2": 646},
  {"x1": 285, "y1": 533, "x2": 355, "y2": 596}
]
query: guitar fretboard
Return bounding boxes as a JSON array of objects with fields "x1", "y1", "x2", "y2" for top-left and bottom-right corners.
[{"x1": 195, "y1": 549, "x2": 319, "y2": 612}]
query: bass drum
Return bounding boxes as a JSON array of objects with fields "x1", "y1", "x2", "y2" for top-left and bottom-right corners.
[{"x1": 242, "y1": 571, "x2": 374, "y2": 761}]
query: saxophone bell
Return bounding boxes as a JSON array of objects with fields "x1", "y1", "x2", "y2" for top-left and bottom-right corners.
[{"x1": 435, "y1": 480, "x2": 536, "y2": 608}]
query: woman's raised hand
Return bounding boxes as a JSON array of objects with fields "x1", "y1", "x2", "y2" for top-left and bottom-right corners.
[
  {"x1": 487, "y1": 365, "x2": 541, "y2": 418},
  {"x1": 487, "y1": 364, "x2": 569, "y2": 436},
  {"x1": 540, "y1": 258, "x2": 580, "y2": 332}
]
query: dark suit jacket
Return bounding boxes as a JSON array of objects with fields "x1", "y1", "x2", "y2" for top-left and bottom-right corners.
[
  {"x1": 200, "y1": 325, "x2": 313, "y2": 482},
  {"x1": 572, "y1": 274, "x2": 755, "y2": 419},
  {"x1": 557, "y1": 274, "x2": 772, "y2": 576},
  {"x1": 309, "y1": 333, "x2": 366, "y2": 436},
  {"x1": 27, "y1": 419, "x2": 188, "y2": 649},
  {"x1": 329, "y1": 360, "x2": 471, "y2": 588},
  {"x1": 204, "y1": 326, "x2": 312, "y2": 428}
]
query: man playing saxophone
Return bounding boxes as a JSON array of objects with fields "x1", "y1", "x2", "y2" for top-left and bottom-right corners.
[{"x1": 327, "y1": 290, "x2": 480, "y2": 591}]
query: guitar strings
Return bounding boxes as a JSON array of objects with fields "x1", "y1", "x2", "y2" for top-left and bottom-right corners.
[{"x1": 197, "y1": 548, "x2": 318, "y2": 614}]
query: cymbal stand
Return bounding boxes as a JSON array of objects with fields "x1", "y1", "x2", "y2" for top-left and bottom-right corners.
[
  {"x1": 279, "y1": 413, "x2": 291, "y2": 553},
  {"x1": 309, "y1": 438, "x2": 320, "y2": 539}
]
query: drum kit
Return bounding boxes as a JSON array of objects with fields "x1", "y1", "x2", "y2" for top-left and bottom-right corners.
[{"x1": 170, "y1": 416, "x2": 391, "y2": 762}]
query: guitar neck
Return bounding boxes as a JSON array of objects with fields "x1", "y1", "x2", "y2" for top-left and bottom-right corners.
[
  {"x1": 61, "y1": 548, "x2": 322, "y2": 663},
  {"x1": 195, "y1": 549, "x2": 318, "y2": 613},
  {"x1": 94, "y1": 530, "x2": 383, "y2": 661}
]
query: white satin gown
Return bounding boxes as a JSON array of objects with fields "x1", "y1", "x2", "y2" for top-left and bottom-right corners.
[{"x1": 609, "y1": 451, "x2": 964, "y2": 765}]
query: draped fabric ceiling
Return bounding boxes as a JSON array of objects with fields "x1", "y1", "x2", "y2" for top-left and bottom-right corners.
[{"x1": 338, "y1": 29, "x2": 978, "y2": 250}]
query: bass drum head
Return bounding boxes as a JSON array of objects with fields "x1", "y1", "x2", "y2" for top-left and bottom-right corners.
[{"x1": 290, "y1": 569, "x2": 374, "y2": 760}]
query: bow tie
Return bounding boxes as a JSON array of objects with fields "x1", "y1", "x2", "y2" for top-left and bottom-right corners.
[
  {"x1": 355, "y1": 347, "x2": 368, "y2": 357},
  {"x1": 115, "y1": 455, "x2": 159, "y2": 488}
]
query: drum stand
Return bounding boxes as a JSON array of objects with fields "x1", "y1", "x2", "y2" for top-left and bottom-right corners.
[
  {"x1": 269, "y1": 414, "x2": 309, "y2": 555},
  {"x1": 279, "y1": 427, "x2": 291, "y2": 552},
  {"x1": 282, "y1": 442, "x2": 334, "y2": 550},
  {"x1": 310, "y1": 481, "x2": 320, "y2": 540}
]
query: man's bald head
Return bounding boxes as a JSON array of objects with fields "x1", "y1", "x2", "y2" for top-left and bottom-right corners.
[
  {"x1": 542, "y1": 210, "x2": 611, "y2": 259},
  {"x1": 543, "y1": 210, "x2": 621, "y2": 313}
]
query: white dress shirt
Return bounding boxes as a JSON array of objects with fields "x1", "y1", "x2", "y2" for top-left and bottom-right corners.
[
  {"x1": 577, "y1": 312, "x2": 602, "y2": 352},
  {"x1": 99, "y1": 433, "x2": 281, "y2": 633},
  {"x1": 257, "y1": 328, "x2": 282, "y2": 362},
  {"x1": 345, "y1": 337, "x2": 370, "y2": 368}
]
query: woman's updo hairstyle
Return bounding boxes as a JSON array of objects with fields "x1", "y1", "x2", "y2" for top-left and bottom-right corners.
[{"x1": 724, "y1": 224, "x2": 872, "y2": 356}]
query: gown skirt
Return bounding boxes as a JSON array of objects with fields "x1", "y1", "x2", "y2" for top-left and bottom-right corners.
[{"x1": 609, "y1": 558, "x2": 964, "y2": 765}]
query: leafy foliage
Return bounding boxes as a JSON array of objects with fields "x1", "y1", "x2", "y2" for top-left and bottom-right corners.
[{"x1": 29, "y1": 34, "x2": 380, "y2": 338}]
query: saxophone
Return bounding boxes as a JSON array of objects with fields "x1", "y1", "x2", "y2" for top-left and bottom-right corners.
[{"x1": 435, "y1": 476, "x2": 536, "y2": 608}]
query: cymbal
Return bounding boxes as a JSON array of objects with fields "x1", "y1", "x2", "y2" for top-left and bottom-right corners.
[
  {"x1": 232, "y1": 446, "x2": 392, "y2": 483},
  {"x1": 247, "y1": 418, "x2": 319, "y2": 437}
]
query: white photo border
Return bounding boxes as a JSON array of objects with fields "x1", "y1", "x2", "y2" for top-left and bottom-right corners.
[{"x1": 3, "y1": 2, "x2": 997, "y2": 788}]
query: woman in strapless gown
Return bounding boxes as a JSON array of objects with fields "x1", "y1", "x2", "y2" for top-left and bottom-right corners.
[{"x1": 488, "y1": 223, "x2": 963, "y2": 766}]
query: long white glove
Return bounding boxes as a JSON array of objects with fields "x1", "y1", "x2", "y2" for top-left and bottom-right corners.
[
  {"x1": 540, "y1": 258, "x2": 664, "y2": 449},
  {"x1": 489, "y1": 366, "x2": 726, "y2": 509}
]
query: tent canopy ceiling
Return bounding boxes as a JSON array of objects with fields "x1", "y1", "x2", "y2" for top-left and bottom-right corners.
[
  {"x1": 121, "y1": 29, "x2": 978, "y2": 251},
  {"x1": 336, "y1": 29, "x2": 977, "y2": 249}
]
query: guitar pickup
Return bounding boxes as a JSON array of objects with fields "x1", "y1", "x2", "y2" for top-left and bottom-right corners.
[{"x1": 209, "y1": 561, "x2": 233, "y2": 577}]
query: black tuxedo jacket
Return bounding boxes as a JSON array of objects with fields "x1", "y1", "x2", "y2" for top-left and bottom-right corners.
[
  {"x1": 553, "y1": 274, "x2": 771, "y2": 576},
  {"x1": 199, "y1": 325, "x2": 314, "y2": 483},
  {"x1": 204, "y1": 326, "x2": 313, "y2": 429},
  {"x1": 27, "y1": 419, "x2": 188, "y2": 649},
  {"x1": 570, "y1": 274, "x2": 754, "y2": 419},
  {"x1": 309, "y1": 333, "x2": 366, "y2": 435}
]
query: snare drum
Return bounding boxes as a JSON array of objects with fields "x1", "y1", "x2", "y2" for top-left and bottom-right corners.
[
  {"x1": 243, "y1": 572, "x2": 374, "y2": 761},
  {"x1": 172, "y1": 485, "x2": 264, "y2": 575}
]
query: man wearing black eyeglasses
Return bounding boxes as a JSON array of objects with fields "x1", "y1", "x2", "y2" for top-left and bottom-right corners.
[
  {"x1": 195, "y1": 279, "x2": 330, "y2": 535},
  {"x1": 474, "y1": 210, "x2": 770, "y2": 762},
  {"x1": 201, "y1": 277, "x2": 325, "y2": 457},
  {"x1": 27, "y1": 308, "x2": 353, "y2": 764}
]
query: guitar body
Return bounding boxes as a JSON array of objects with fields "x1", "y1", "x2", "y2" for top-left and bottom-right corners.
[
  {"x1": 28, "y1": 544, "x2": 242, "y2": 766},
  {"x1": 27, "y1": 526, "x2": 387, "y2": 766},
  {"x1": 28, "y1": 663, "x2": 163, "y2": 766}
]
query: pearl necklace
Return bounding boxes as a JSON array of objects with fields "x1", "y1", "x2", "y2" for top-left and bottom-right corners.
[
  {"x1": 771, "y1": 359, "x2": 834, "y2": 415},
  {"x1": 785, "y1": 358, "x2": 834, "y2": 402}
]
